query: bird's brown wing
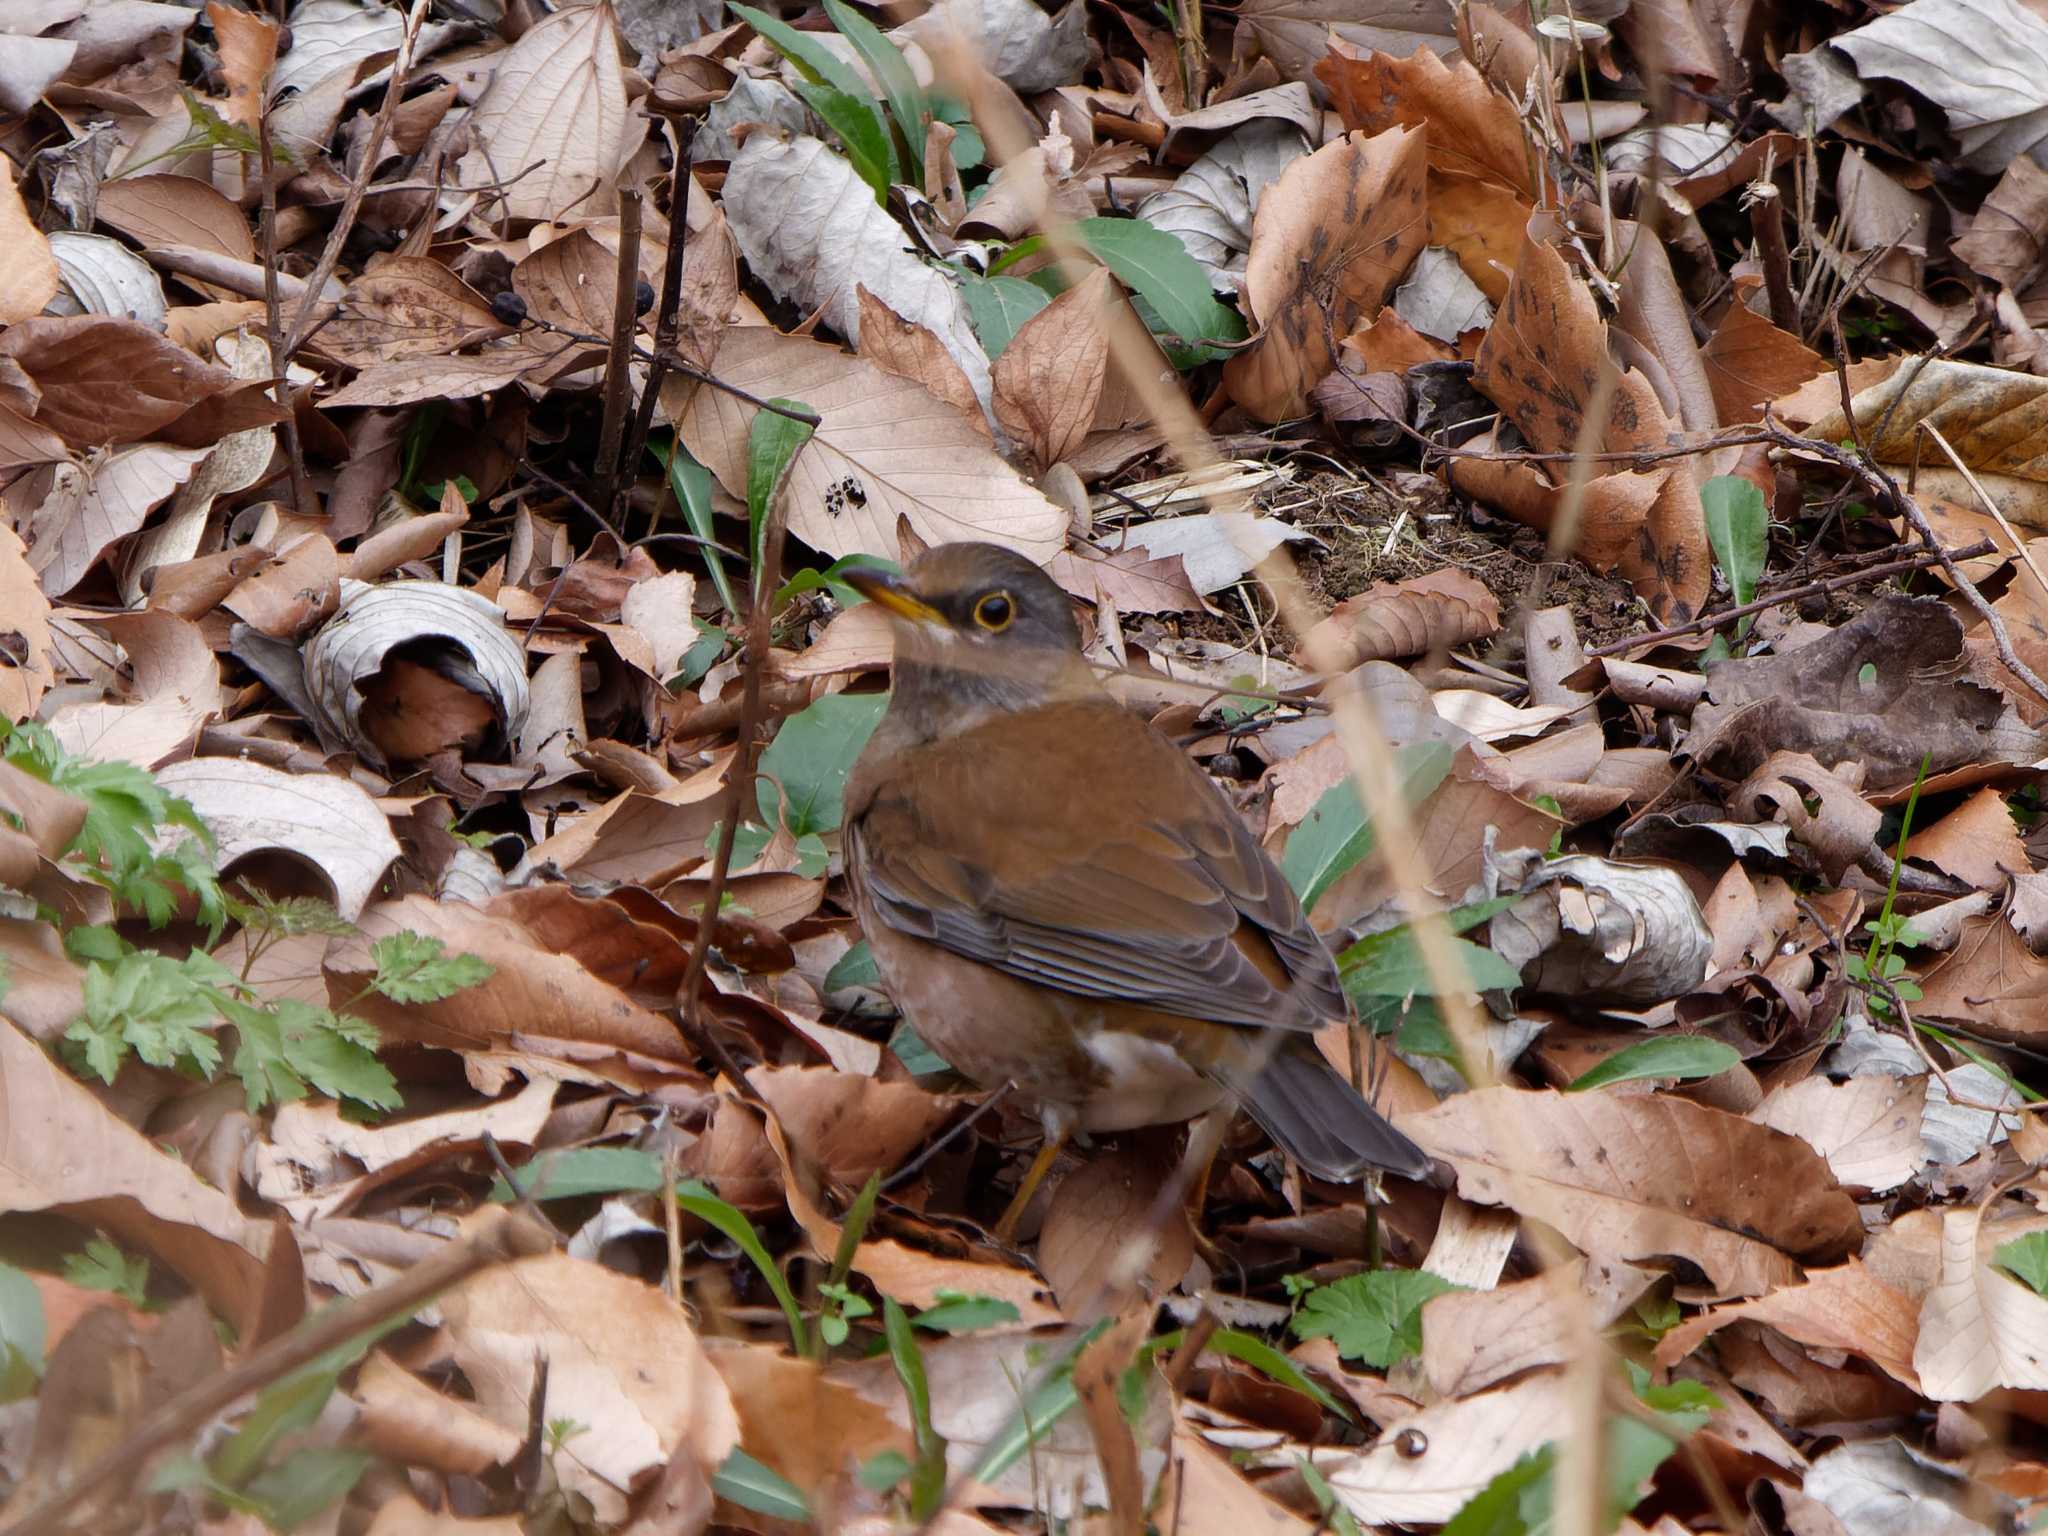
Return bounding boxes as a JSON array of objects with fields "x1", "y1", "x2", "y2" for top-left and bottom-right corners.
[{"x1": 846, "y1": 700, "x2": 1348, "y2": 1031}]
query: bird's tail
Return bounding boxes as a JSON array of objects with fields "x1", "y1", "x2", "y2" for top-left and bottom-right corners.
[{"x1": 1218, "y1": 1040, "x2": 1432, "y2": 1182}]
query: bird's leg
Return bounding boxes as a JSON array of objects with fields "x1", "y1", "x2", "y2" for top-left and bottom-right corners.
[
  {"x1": 1171, "y1": 1108, "x2": 1232, "y2": 1269},
  {"x1": 992, "y1": 1131, "x2": 1065, "y2": 1242}
]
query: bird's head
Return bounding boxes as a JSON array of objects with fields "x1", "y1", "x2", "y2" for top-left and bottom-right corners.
[{"x1": 845, "y1": 543, "x2": 1090, "y2": 731}]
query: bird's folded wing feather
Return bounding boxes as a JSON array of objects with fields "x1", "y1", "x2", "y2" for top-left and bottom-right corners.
[{"x1": 848, "y1": 704, "x2": 1348, "y2": 1031}]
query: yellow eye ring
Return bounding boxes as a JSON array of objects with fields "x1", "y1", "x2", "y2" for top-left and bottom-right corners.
[{"x1": 974, "y1": 591, "x2": 1015, "y2": 631}]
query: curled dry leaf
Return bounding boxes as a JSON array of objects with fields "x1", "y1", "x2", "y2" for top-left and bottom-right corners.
[
  {"x1": 856, "y1": 283, "x2": 985, "y2": 428},
  {"x1": 302, "y1": 578, "x2": 532, "y2": 772},
  {"x1": 154, "y1": 756, "x2": 402, "y2": 922},
  {"x1": 1486, "y1": 847, "x2": 1713, "y2": 1004},
  {"x1": 436, "y1": 1251, "x2": 741, "y2": 1522},
  {"x1": 1223, "y1": 126, "x2": 1428, "y2": 421},
  {"x1": 1296, "y1": 566, "x2": 1501, "y2": 667},
  {"x1": 991, "y1": 267, "x2": 1113, "y2": 473},
  {"x1": 1399, "y1": 1086, "x2": 1864, "y2": 1298},
  {"x1": 746, "y1": 1063, "x2": 957, "y2": 1189},
  {"x1": 1037, "y1": 1137, "x2": 1194, "y2": 1320},
  {"x1": 1728, "y1": 752, "x2": 1882, "y2": 884},
  {"x1": 1912, "y1": 1205, "x2": 2048, "y2": 1400},
  {"x1": 1653, "y1": 1258, "x2": 1923, "y2": 1389}
]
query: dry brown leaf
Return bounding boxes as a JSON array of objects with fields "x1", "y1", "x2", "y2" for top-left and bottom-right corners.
[
  {"x1": 1655, "y1": 1259, "x2": 1922, "y2": 1389},
  {"x1": 328, "y1": 894, "x2": 696, "y2": 1067},
  {"x1": 1038, "y1": 1138, "x2": 1193, "y2": 1320},
  {"x1": 459, "y1": 2, "x2": 636, "y2": 224},
  {"x1": 205, "y1": 0, "x2": 276, "y2": 130},
  {"x1": 671, "y1": 326, "x2": 1066, "y2": 563},
  {"x1": 1295, "y1": 567, "x2": 1502, "y2": 668},
  {"x1": 437, "y1": 1250, "x2": 741, "y2": 1521},
  {"x1": 1315, "y1": 40, "x2": 1542, "y2": 196},
  {"x1": 706, "y1": 1338, "x2": 913, "y2": 1519},
  {"x1": 1047, "y1": 542, "x2": 1206, "y2": 614},
  {"x1": 1223, "y1": 126, "x2": 1428, "y2": 422},
  {"x1": 319, "y1": 257, "x2": 510, "y2": 368},
  {"x1": 0, "y1": 1018, "x2": 275, "y2": 1332},
  {"x1": 1400, "y1": 1086, "x2": 1864, "y2": 1298},
  {"x1": 1727, "y1": 752, "x2": 1883, "y2": 884},
  {"x1": 991, "y1": 267, "x2": 1113, "y2": 472},
  {"x1": 746, "y1": 1063, "x2": 956, "y2": 1189},
  {"x1": 1913, "y1": 1206, "x2": 2048, "y2": 1400},
  {"x1": 1956, "y1": 155, "x2": 2048, "y2": 289},
  {"x1": 1421, "y1": 1259, "x2": 1651, "y2": 1398},
  {"x1": 857, "y1": 283, "x2": 986, "y2": 430},
  {"x1": 0, "y1": 521, "x2": 55, "y2": 720},
  {"x1": 1904, "y1": 785, "x2": 2031, "y2": 888},
  {"x1": 0, "y1": 151, "x2": 59, "y2": 324},
  {"x1": 1702, "y1": 280, "x2": 1830, "y2": 424},
  {"x1": 353, "y1": 1352, "x2": 525, "y2": 1477},
  {"x1": 1751, "y1": 1074, "x2": 1928, "y2": 1193},
  {"x1": 1915, "y1": 910, "x2": 2048, "y2": 1042},
  {"x1": 0, "y1": 315, "x2": 286, "y2": 449}
]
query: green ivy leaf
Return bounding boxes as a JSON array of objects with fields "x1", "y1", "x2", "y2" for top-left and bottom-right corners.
[
  {"x1": 757, "y1": 690, "x2": 889, "y2": 837},
  {"x1": 1289, "y1": 1268, "x2": 1462, "y2": 1368}
]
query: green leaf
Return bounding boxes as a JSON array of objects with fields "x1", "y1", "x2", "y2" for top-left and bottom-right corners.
[
  {"x1": 673, "y1": 619, "x2": 729, "y2": 688},
  {"x1": 659, "y1": 436, "x2": 738, "y2": 616},
  {"x1": 276, "y1": 1000, "x2": 400, "y2": 1111},
  {"x1": 745, "y1": 396, "x2": 818, "y2": 571},
  {"x1": 727, "y1": 2, "x2": 896, "y2": 179},
  {"x1": 930, "y1": 93, "x2": 984, "y2": 169},
  {"x1": 714, "y1": 1448, "x2": 812, "y2": 1521},
  {"x1": 830, "y1": 1172, "x2": 882, "y2": 1286},
  {"x1": 491, "y1": 1146, "x2": 666, "y2": 1203},
  {"x1": 823, "y1": 0, "x2": 927, "y2": 165},
  {"x1": 368, "y1": 932, "x2": 493, "y2": 1004},
  {"x1": 778, "y1": 553, "x2": 901, "y2": 608},
  {"x1": 824, "y1": 939, "x2": 880, "y2": 994},
  {"x1": 1444, "y1": 1445, "x2": 1554, "y2": 1536},
  {"x1": 0, "y1": 1262, "x2": 44, "y2": 1402},
  {"x1": 65, "y1": 1237, "x2": 150, "y2": 1306},
  {"x1": 859, "y1": 1449, "x2": 913, "y2": 1491},
  {"x1": 1700, "y1": 475, "x2": 1768, "y2": 611},
  {"x1": 888, "y1": 1019, "x2": 953, "y2": 1076},
  {"x1": 1996, "y1": 1231, "x2": 2048, "y2": 1295},
  {"x1": 68, "y1": 949, "x2": 227, "y2": 1085},
  {"x1": 1567, "y1": 1036, "x2": 1741, "y2": 1092},
  {"x1": 912, "y1": 1291, "x2": 1022, "y2": 1332},
  {"x1": 1282, "y1": 740, "x2": 1453, "y2": 912},
  {"x1": 1289, "y1": 1268, "x2": 1462, "y2": 1368},
  {"x1": 757, "y1": 690, "x2": 889, "y2": 837},
  {"x1": 675, "y1": 1178, "x2": 812, "y2": 1356},
  {"x1": 240, "y1": 1447, "x2": 372, "y2": 1531},
  {"x1": 1205, "y1": 1328, "x2": 1350, "y2": 1419},
  {"x1": 1339, "y1": 925, "x2": 1522, "y2": 1001},
  {"x1": 1073, "y1": 216, "x2": 1246, "y2": 348},
  {"x1": 789, "y1": 80, "x2": 895, "y2": 201},
  {"x1": 884, "y1": 1297, "x2": 948, "y2": 1518},
  {"x1": 960, "y1": 273, "x2": 1050, "y2": 357}
]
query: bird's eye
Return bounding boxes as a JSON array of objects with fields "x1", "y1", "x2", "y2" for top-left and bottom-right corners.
[{"x1": 973, "y1": 591, "x2": 1014, "y2": 631}]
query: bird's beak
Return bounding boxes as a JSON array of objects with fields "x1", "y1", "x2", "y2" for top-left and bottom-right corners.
[{"x1": 845, "y1": 567, "x2": 946, "y2": 628}]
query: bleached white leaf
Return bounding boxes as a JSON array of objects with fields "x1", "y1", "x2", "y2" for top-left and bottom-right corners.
[
  {"x1": 899, "y1": 0, "x2": 1088, "y2": 94},
  {"x1": 723, "y1": 133, "x2": 994, "y2": 412},
  {"x1": 1833, "y1": 0, "x2": 2048, "y2": 171},
  {"x1": 45, "y1": 232, "x2": 167, "y2": 330},
  {"x1": 459, "y1": 1, "x2": 640, "y2": 223},
  {"x1": 1114, "y1": 511, "x2": 1319, "y2": 594},
  {"x1": 1394, "y1": 246, "x2": 1492, "y2": 341},
  {"x1": 1137, "y1": 121, "x2": 1312, "y2": 295}
]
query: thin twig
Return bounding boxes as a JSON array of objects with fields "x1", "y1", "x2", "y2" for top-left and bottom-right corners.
[
  {"x1": 1584, "y1": 538, "x2": 1995, "y2": 657},
  {"x1": 1750, "y1": 183, "x2": 1799, "y2": 336},
  {"x1": 255, "y1": 50, "x2": 310, "y2": 517},
  {"x1": 674, "y1": 461, "x2": 802, "y2": 1101},
  {"x1": 595, "y1": 186, "x2": 644, "y2": 512},
  {"x1": 622, "y1": 118, "x2": 700, "y2": 538},
  {"x1": 0, "y1": 1207, "x2": 555, "y2": 1536},
  {"x1": 281, "y1": 0, "x2": 429, "y2": 357}
]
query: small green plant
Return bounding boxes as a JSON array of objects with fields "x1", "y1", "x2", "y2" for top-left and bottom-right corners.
[
  {"x1": 110, "y1": 90, "x2": 295, "y2": 180},
  {"x1": 62, "y1": 889, "x2": 490, "y2": 1116},
  {"x1": 1847, "y1": 755, "x2": 1930, "y2": 1019},
  {"x1": 2, "y1": 718, "x2": 223, "y2": 934},
  {"x1": 65, "y1": 1236, "x2": 152, "y2": 1306},
  {"x1": 1699, "y1": 475, "x2": 1768, "y2": 664},
  {"x1": 1995, "y1": 1232, "x2": 2048, "y2": 1295},
  {"x1": 1287, "y1": 1267, "x2": 1464, "y2": 1369},
  {"x1": 817, "y1": 1280, "x2": 875, "y2": 1347}
]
